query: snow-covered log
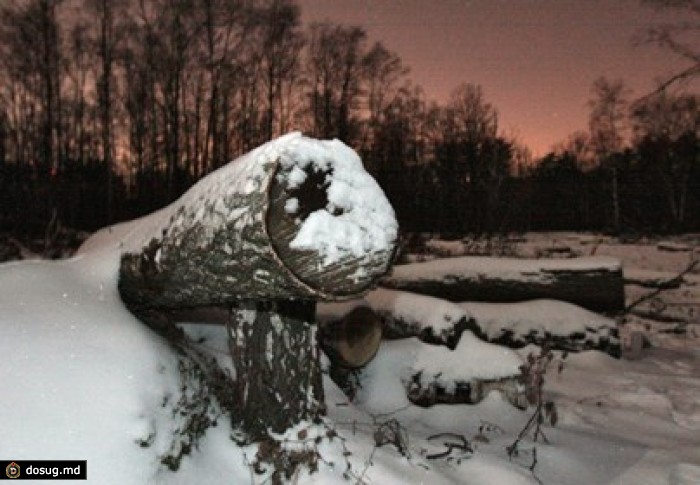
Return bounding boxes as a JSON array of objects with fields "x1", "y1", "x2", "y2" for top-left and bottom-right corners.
[
  {"x1": 117, "y1": 132, "x2": 397, "y2": 313},
  {"x1": 382, "y1": 256, "x2": 625, "y2": 313},
  {"x1": 321, "y1": 289, "x2": 620, "y2": 363},
  {"x1": 356, "y1": 336, "x2": 525, "y2": 410},
  {"x1": 461, "y1": 300, "x2": 621, "y2": 357},
  {"x1": 84, "y1": 133, "x2": 397, "y2": 444},
  {"x1": 317, "y1": 303, "x2": 383, "y2": 369},
  {"x1": 318, "y1": 289, "x2": 477, "y2": 352}
]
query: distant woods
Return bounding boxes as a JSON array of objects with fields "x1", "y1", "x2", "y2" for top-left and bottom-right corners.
[{"x1": 0, "y1": 0, "x2": 698, "y2": 239}]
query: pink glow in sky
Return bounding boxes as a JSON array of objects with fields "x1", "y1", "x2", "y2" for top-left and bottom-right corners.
[{"x1": 298, "y1": 0, "x2": 698, "y2": 157}]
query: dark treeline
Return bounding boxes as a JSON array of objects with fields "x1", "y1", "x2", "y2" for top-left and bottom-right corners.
[{"x1": 0, "y1": 0, "x2": 698, "y2": 241}]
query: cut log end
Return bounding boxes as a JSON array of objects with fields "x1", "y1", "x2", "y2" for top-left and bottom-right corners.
[
  {"x1": 267, "y1": 162, "x2": 395, "y2": 299},
  {"x1": 319, "y1": 305, "x2": 383, "y2": 369}
]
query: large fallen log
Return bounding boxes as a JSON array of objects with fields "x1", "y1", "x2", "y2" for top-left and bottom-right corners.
[
  {"x1": 84, "y1": 133, "x2": 398, "y2": 443},
  {"x1": 382, "y1": 256, "x2": 625, "y2": 314},
  {"x1": 116, "y1": 133, "x2": 397, "y2": 312}
]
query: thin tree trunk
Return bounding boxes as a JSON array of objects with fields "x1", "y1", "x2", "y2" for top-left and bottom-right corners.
[
  {"x1": 611, "y1": 166, "x2": 620, "y2": 234},
  {"x1": 99, "y1": 0, "x2": 114, "y2": 222}
]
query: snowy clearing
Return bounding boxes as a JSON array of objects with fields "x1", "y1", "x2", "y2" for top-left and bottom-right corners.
[{"x1": 1, "y1": 232, "x2": 699, "y2": 484}]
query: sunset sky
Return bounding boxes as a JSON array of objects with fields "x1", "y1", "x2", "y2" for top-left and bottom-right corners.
[{"x1": 298, "y1": 0, "x2": 699, "y2": 156}]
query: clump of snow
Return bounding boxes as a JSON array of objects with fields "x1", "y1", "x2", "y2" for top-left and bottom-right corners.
[
  {"x1": 286, "y1": 164, "x2": 308, "y2": 189},
  {"x1": 81, "y1": 132, "x2": 397, "y2": 271},
  {"x1": 365, "y1": 288, "x2": 468, "y2": 337},
  {"x1": 270, "y1": 133, "x2": 397, "y2": 266},
  {"x1": 284, "y1": 197, "x2": 299, "y2": 215},
  {"x1": 462, "y1": 299, "x2": 616, "y2": 341}
]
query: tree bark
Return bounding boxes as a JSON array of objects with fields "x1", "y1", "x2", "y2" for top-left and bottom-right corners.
[
  {"x1": 382, "y1": 256, "x2": 625, "y2": 314},
  {"x1": 226, "y1": 300, "x2": 323, "y2": 441}
]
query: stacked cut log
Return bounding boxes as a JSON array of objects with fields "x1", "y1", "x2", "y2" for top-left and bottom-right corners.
[
  {"x1": 317, "y1": 292, "x2": 527, "y2": 409},
  {"x1": 382, "y1": 255, "x2": 625, "y2": 314},
  {"x1": 317, "y1": 251, "x2": 626, "y2": 409}
]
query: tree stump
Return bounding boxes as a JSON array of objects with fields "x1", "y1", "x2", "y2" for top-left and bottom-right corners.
[{"x1": 226, "y1": 300, "x2": 323, "y2": 441}]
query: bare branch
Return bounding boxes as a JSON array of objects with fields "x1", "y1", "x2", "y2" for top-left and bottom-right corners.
[{"x1": 624, "y1": 259, "x2": 699, "y2": 313}]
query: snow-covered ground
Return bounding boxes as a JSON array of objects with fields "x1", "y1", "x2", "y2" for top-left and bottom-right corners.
[{"x1": 1, "y1": 232, "x2": 699, "y2": 484}]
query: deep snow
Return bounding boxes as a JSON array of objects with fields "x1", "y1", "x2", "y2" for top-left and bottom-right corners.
[{"x1": 1, "y1": 232, "x2": 699, "y2": 484}]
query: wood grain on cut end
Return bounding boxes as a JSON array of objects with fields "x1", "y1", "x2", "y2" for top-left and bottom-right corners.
[
  {"x1": 319, "y1": 306, "x2": 383, "y2": 369},
  {"x1": 267, "y1": 163, "x2": 393, "y2": 299}
]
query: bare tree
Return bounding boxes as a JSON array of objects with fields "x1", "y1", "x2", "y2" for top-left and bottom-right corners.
[
  {"x1": 362, "y1": 42, "x2": 409, "y2": 129},
  {"x1": 553, "y1": 131, "x2": 595, "y2": 170},
  {"x1": 64, "y1": 23, "x2": 93, "y2": 166},
  {"x1": 431, "y1": 83, "x2": 511, "y2": 234},
  {"x1": 447, "y1": 83, "x2": 499, "y2": 143},
  {"x1": 307, "y1": 22, "x2": 366, "y2": 142},
  {"x1": 631, "y1": 91, "x2": 700, "y2": 140},
  {"x1": 631, "y1": 92, "x2": 700, "y2": 227},
  {"x1": 86, "y1": 0, "x2": 126, "y2": 221},
  {"x1": 255, "y1": 0, "x2": 305, "y2": 140},
  {"x1": 639, "y1": 0, "x2": 700, "y2": 94},
  {"x1": 0, "y1": 0, "x2": 64, "y2": 176},
  {"x1": 588, "y1": 77, "x2": 630, "y2": 233},
  {"x1": 198, "y1": 0, "x2": 249, "y2": 173}
]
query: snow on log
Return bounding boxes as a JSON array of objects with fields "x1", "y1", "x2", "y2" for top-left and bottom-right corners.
[
  {"x1": 317, "y1": 289, "x2": 476, "y2": 352},
  {"x1": 317, "y1": 291, "x2": 522, "y2": 408},
  {"x1": 364, "y1": 289, "x2": 479, "y2": 349},
  {"x1": 320, "y1": 289, "x2": 620, "y2": 362},
  {"x1": 405, "y1": 332, "x2": 525, "y2": 408},
  {"x1": 109, "y1": 132, "x2": 397, "y2": 314},
  {"x1": 460, "y1": 300, "x2": 621, "y2": 357},
  {"x1": 355, "y1": 336, "x2": 525, "y2": 410},
  {"x1": 657, "y1": 241, "x2": 694, "y2": 252},
  {"x1": 381, "y1": 256, "x2": 625, "y2": 313}
]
